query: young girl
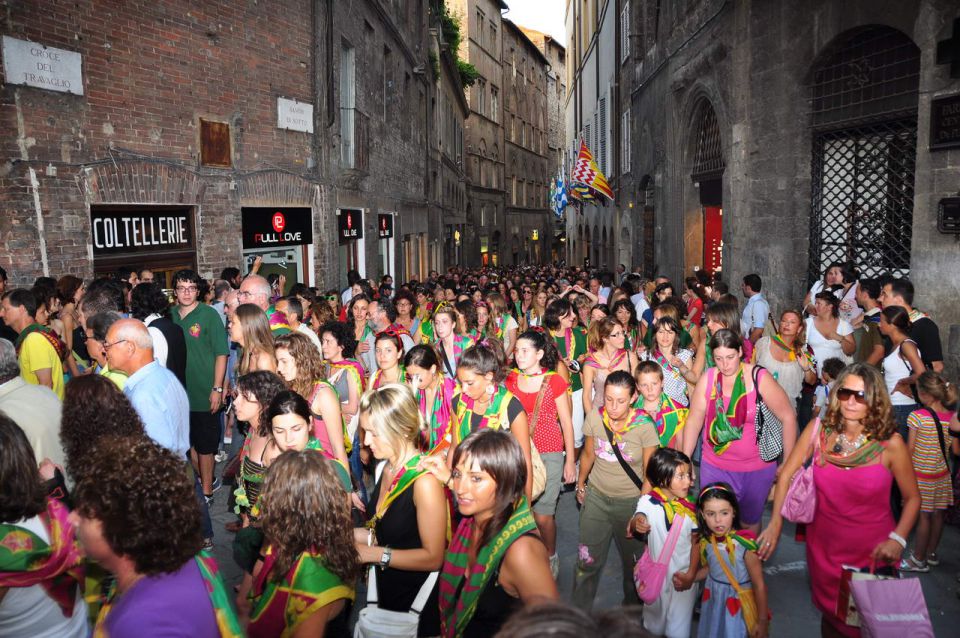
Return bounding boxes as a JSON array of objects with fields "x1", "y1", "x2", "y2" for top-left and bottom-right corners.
[
  {"x1": 900, "y1": 371, "x2": 957, "y2": 571},
  {"x1": 695, "y1": 483, "x2": 769, "y2": 638},
  {"x1": 628, "y1": 448, "x2": 699, "y2": 638}
]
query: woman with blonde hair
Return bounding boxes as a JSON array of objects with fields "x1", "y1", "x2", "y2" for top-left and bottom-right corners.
[
  {"x1": 581, "y1": 317, "x2": 638, "y2": 415},
  {"x1": 230, "y1": 303, "x2": 277, "y2": 375},
  {"x1": 352, "y1": 384, "x2": 448, "y2": 637},
  {"x1": 760, "y1": 363, "x2": 919, "y2": 637},
  {"x1": 274, "y1": 332, "x2": 349, "y2": 470},
  {"x1": 248, "y1": 451, "x2": 360, "y2": 637}
]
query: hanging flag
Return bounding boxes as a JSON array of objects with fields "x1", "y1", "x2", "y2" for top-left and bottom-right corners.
[
  {"x1": 570, "y1": 140, "x2": 614, "y2": 201},
  {"x1": 555, "y1": 174, "x2": 569, "y2": 216},
  {"x1": 549, "y1": 178, "x2": 558, "y2": 215}
]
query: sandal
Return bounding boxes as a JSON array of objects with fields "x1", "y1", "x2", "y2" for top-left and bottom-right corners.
[{"x1": 899, "y1": 553, "x2": 929, "y2": 573}]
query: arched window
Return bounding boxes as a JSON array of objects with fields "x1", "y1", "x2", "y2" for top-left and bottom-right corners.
[
  {"x1": 808, "y1": 25, "x2": 920, "y2": 281},
  {"x1": 690, "y1": 99, "x2": 723, "y2": 181}
]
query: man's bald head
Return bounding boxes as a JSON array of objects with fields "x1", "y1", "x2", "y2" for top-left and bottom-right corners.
[
  {"x1": 238, "y1": 275, "x2": 271, "y2": 311},
  {"x1": 105, "y1": 318, "x2": 154, "y2": 375}
]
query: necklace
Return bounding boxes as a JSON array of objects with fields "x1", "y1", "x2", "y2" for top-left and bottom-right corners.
[{"x1": 832, "y1": 432, "x2": 867, "y2": 455}]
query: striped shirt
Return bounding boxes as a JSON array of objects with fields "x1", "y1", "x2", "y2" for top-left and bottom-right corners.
[{"x1": 906, "y1": 408, "x2": 953, "y2": 476}]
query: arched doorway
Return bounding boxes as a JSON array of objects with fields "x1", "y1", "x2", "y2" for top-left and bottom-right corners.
[
  {"x1": 808, "y1": 26, "x2": 920, "y2": 282},
  {"x1": 689, "y1": 98, "x2": 724, "y2": 278}
]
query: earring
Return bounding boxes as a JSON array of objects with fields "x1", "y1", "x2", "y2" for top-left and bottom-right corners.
[{"x1": 486, "y1": 383, "x2": 495, "y2": 396}]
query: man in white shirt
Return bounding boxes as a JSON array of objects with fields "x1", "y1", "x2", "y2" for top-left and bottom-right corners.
[
  {"x1": 0, "y1": 338, "x2": 64, "y2": 468},
  {"x1": 275, "y1": 297, "x2": 323, "y2": 355},
  {"x1": 740, "y1": 274, "x2": 769, "y2": 344}
]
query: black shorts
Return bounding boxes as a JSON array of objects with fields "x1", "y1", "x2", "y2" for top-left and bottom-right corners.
[{"x1": 189, "y1": 411, "x2": 220, "y2": 455}]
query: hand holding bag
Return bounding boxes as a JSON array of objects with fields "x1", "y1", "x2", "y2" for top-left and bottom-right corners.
[
  {"x1": 632, "y1": 512, "x2": 684, "y2": 604},
  {"x1": 780, "y1": 418, "x2": 822, "y2": 524},
  {"x1": 354, "y1": 565, "x2": 439, "y2": 638}
]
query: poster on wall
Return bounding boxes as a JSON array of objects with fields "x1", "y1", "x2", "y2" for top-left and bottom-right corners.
[
  {"x1": 338, "y1": 208, "x2": 363, "y2": 244},
  {"x1": 241, "y1": 207, "x2": 313, "y2": 249}
]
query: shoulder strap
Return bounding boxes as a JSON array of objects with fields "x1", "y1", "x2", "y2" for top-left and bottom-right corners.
[
  {"x1": 926, "y1": 409, "x2": 950, "y2": 467},
  {"x1": 657, "y1": 511, "x2": 685, "y2": 566},
  {"x1": 603, "y1": 422, "x2": 645, "y2": 489},
  {"x1": 529, "y1": 378, "x2": 549, "y2": 437},
  {"x1": 711, "y1": 539, "x2": 747, "y2": 594},
  {"x1": 751, "y1": 365, "x2": 765, "y2": 404},
  {"x1": 366, "y1": 564, "x2": 439, "y2": 614}
]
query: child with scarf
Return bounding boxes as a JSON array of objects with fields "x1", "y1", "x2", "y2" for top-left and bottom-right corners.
[
  {"x1": 628, "y1": 448, "x2": 699, "y2": 638},
  {"x1": 695, "y1": 483, "x2": 769, "y2": 638}
]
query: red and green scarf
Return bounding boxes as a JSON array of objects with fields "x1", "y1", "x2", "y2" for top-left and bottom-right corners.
[
  {"x1": 366, "y1": 455, "x2": 426, "y2": 528},
  {"x1": 583, "y1": 348, "x2": 628, "y2": 371},
  {"x1": 640, "y1": 393, "x2": 689, "y2": 448},
  {"x1": 439, "y1": 497, "x2": 537, "y2": 638},
  {"x1": 329, "y1": 359, "x2": 367, "y2": 393},
  {"x1": 371, "y1": 365, "x2": 407, "y2": 390},
  {"x1": 649, "y1": 488, "x2": 696, "y2": 529},
  {"x1": 769, "y1": 334, "x2": 815, "y2": 368},
  {"x1": 452, "y1": 386, "x2": 512, "y2": 446},
  {"x1": 419, "y1": 375, "x2": 455, "y2": 453},
  {"x1": 0, "y1": 498, "x2": 82, "y2": 617},
  {"x1": 15, "y1": 323, "x2": 68, "y2": 362},
  {"x1": 705, "y1": 366, "x2": 748, "y2": 454},
  {"x1": 266, "y1": 306, "x2": 292, "y2": 336},
  {"x1": 248, "y1": 545, "x2": 354, "y2": 638},
  {"x1": 599, "y1": 405, "x2": 649, "y2": 445}
]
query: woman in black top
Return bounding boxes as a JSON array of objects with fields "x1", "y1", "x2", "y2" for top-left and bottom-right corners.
[{"x1": 353, "y1": 383, "x2": 447, "y2": 636}]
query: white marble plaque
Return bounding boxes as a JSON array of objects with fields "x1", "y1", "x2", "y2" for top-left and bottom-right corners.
[
  {"x1": 277, "y1": 97, "x2": 313, "y2": 133},
  {"x1": 2, "y1": 36, "x2": 83, "y2": 95}
]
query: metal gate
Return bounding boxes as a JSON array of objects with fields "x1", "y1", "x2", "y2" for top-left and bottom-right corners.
[{"x1": 809, "y1": 118, "x2": 916, "y2": 281}]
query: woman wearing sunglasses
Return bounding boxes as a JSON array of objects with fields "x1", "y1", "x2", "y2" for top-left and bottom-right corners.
[{"x1": 759, "y1": 363, "x2": 919, "y2": 637}]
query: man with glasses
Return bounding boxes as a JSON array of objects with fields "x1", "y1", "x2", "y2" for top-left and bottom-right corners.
[
  {"x1": 237, "y1": 274, "x2": 291, "y2": 336},
  {"x1": 367, "y1": 298, "x2": 415, "y2": 352},
  {"x1": 170, "y1": 269, "x2": 228, "y2": 504}
]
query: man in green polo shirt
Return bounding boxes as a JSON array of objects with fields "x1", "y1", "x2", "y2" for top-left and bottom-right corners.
[
  {"x1": 237, "y1": 274, "x2": 291, "y2": 336},
  {"x1": 171, "y1": 269, "x2": 228, "y2": 501}
]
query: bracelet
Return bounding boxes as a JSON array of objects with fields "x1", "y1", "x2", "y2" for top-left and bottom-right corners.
[
  {"x1": 888, "y1": 531, "x2": 907, "y2": 549},
  {"x1": 575, "y1": 486, "x2": 586, "y2": 494}
]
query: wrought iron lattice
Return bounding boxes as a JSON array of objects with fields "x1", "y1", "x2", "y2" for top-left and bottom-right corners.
[
  {"x1": 809, "y1": 119, "x2": 916, "y2": 282},
  {"x1": 692, "y1": 101, "x2": 724, "y2": 180},
  {"x1": 810, "y1": 26, "x2": 920, "y2": 129}
]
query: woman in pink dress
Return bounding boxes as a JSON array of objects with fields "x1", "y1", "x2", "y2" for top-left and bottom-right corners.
[{"x1": 759, "y1": 363, "x2": 919, "y2": 637}]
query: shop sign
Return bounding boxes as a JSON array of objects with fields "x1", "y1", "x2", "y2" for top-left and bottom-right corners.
[
  {"x1": 277, "y1": 97, "x2": 314, "y2": 133},
  {"x1": 378, "y1": 213, "x2": 394, "y2": 238},
  {"x1": 338, "y1": 208, "x2": 363, "y2": 244},
  {"x1": 91, "y1": 209, "x2": 194, "y2": 256},
  {"x1": 241, "y1": 207, "x2": 313, "y2": 248},
  {"x1": 930, "y1": 93, "x2": 960, "y2": 150},
  {"x1": 2, "y1": 36, "x2": 83, "y2": 95}
]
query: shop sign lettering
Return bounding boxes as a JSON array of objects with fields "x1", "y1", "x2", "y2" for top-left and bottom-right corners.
[{"x1": 90, "y1": 209, "x2": 194, "y2": 256}]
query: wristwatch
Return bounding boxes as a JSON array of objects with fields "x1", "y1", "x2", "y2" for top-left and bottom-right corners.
[
  {"x1": 379, "y1": 547, "x2": 393, "y2": 568},
  {"x1": 213, "y1": 386, "x2": 224, "y2": 393}
]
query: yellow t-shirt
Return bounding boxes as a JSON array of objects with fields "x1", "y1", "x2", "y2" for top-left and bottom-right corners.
[{"x1": 18, "y1": 332, "x2": 65, "y2": 400}]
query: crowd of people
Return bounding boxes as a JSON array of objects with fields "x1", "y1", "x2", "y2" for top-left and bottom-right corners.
[{"x1": 0, "y1": 258, "x2": 954, "y2": 637}]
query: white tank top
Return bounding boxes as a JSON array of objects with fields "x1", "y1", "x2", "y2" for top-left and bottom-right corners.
[{"x1": 883, "y1": 340, "x2": 918, "y2": 406}]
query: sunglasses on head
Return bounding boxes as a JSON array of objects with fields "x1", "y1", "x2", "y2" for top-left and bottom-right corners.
[
  {"x1": 836, "y1": 387, "x2": 867, "y2": 404},
  {"x1": 324, "y1": 295, "x2": 337, "y2": 301}
]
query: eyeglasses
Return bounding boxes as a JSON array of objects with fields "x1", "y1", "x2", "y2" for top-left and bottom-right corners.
[
  {"x1": 324, "y1": 295, "x2": 338, "y2": 301},
  {"x1": 836, "y1": 387, "x2": 867, "y2": 404},
  {"x1": 175, "y1": 285, "x2": 198, "y2": 293},
  {"x1": 103, "y1": 339, "x2": 127, "y2": 350},
  {"x1": 237, "y1": 290, "x2": 259, "y2": 300}
]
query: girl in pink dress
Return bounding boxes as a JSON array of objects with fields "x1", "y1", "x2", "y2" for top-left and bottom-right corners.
[{"x1": 759, "y1": 363, "x2": 919, "y2": 637}]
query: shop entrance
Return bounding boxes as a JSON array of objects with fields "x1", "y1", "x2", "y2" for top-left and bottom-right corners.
[{"x1": 241, "y1": 207, "x2": 314, "y2": 293}]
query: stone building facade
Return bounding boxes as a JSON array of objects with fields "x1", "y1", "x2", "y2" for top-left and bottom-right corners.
[
  {"x1": 0, "y1": 0, "x2": 465, "y2": 289},
  {"x1": 619, "y1": 0, "x2": 960, "y2": 369},
  {"x1": 502, "y1": 19, "x2": 552, "y2": 265},
  {"x1": 564, "y1": 0, "x2": 960, "y2": 369}
]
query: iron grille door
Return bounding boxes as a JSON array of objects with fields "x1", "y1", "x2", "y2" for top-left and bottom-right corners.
[{"x1": 809, "y1": 118, "x2": 916, "y2": 282}]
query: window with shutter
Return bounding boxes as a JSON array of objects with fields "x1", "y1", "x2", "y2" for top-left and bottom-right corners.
[
  {"x1": 599, "y1": 97, "x2": 607, "y2": 174},
  {"x1": 621, "y1": 2, "x2": 630, "y2": 63},
  {"x1": 621, "y1": 108, "x2": 631, "y2": 174}
]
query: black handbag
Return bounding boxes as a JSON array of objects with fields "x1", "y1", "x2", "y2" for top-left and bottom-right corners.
[{"x1": 752, "y1": 365, "x2": 784, "y2": 462}]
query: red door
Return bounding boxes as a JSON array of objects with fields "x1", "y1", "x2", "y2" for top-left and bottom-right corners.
[{"x1": 703, "y1": 206, "x2": 723, "y2": 276}]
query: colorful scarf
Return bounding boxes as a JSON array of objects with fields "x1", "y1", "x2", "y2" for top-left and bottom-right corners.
[
  {"x1": 329, "y1": 359, "x2": 367, "y2": 393},
  {"x1": 366, "y1": 455, "x2": 425, "y2": 528},
  {"x1": 14, "y1": 323, "x2": 68, "y2": 361},
  {"x1": 439, "y1": 497, "x2": 537, "y2": 638},
  {"x1": 651, "y1": 348, "x2": 684, "y2": 382},
  {"x1": 371, "y1": 365, "x2": 407, "y2": 390},
  {"x1": 385, "y1": 322, "x2": 412, "y2": 342},
  {"x1": 908, "y1": 308, "x2": 929, "y2": 323},
  {"x1": 436, "y1": 334, "x2": 474, "y2": 374},
  {"x1": 699, "y1": 530, "x2": 759, "y2": 564},
  {"x1": 769, "y1": 334, "x2": 816, "y2": 368},
  {"x1": 94, "y1": 551, "x2": 242, "y2": 638},
  {"x1": 705, "y1": 366, "x2": 748, "y2": 454},
  {"x1": 0, "y1": 498, "x2": 82, "y2": 617},
  {"x1": 419, "y1": 375, "x2": 455, "y2": 453},
  {"x1": 599, "y1": 405, "x2": 648, "y2": 445},
  {"x1": 305, "y1": 439, "x2": 353, "y2": 491},
  {"x1": 649, "y1": 488, "x2": 696, "y2": 529},
  {"x1": 248, "y1": 545, "x2": 354, "y2": 638},
  {"x1": 583, "y1": 348, "x2": 628, "y2": 371},
  {"x1": 641, "y1": 393, "x2": 689, "y2": 448},
  {"x1": 419, "y1": 320, "x2": 435, "y2": 345},
  {"x1": 266, "y1": 306, "x2": 292, "y2": 335},
  {"x1": 452, "y1": 385, "x2": 512, "y2": 446},
  {"x1": 819, "y1": 426, "x2": 886, "y2": 468}
]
